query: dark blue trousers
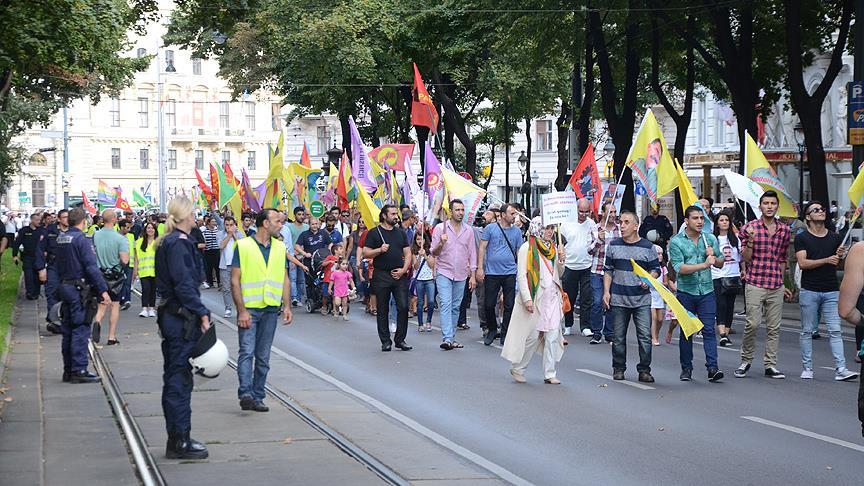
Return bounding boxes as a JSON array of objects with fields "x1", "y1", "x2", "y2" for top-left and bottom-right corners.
[
  {"x1": 45, "y1": 265, "x2": 59, "y2": 321},
  {"x1": 58, "y1": 284, "x2": 90, "y2": 372},
  {"x1": 159, "y1": 312, "x2": 201, "y2": 434},
  {"x1": 676, "y1": 291, "x2": 719, "y2": 371}
]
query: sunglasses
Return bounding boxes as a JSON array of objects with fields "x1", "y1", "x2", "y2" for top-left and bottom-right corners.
[{"x1": 807, "y1": 207, "x2": 825, "y2": 215}]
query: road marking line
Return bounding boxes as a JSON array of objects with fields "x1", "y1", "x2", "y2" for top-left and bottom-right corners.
[
  {"x1": 575, "y1": 369, "x2": 655, "y2": 390},
  {"x1": 741, "y1": 416, "x2": 864, "y2": 453},
  {"x1": 213, "y1": 316, "x2": 533, "y2": 486}
]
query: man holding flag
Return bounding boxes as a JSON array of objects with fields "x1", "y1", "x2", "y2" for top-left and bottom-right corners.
[{"x1": 668, "y1": 206, "x2": 725, "y2": 383}]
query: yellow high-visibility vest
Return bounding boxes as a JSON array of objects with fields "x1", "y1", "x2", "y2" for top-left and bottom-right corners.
[
  {"x1": 126, "y1": 233, "x2": 136, "y2": 260},
  {"x1": 236, "y1": 237, "x2": 286, "y2": 308},
  {"x1": 136, "y1": 238, "x2": 156, "y2": 278}
]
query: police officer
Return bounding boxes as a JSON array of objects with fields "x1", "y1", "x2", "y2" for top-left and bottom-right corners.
[
  {"x1": 155, "y1": 197, "x2": 210, "y2": 460},
  {"x1": 13, "y1": 213, "x2": 45, "y2": 299},
  {"x1": 55, "y1": 208, "x2": 111, "y2": 383},
  {"x1": 38, "y1": 209, "x2": 69, "y2": 334}
]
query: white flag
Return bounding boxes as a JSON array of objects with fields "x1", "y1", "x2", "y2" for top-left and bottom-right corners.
[{"x1": 724, "y1": 170, "x2": 763, "y2": 219}]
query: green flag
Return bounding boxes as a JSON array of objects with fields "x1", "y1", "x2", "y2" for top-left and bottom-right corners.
[
  {"x1": 215, "y1": 162, "x2": 238, "y2": 209},
  {"x1": 132, "y1": 190, "x2": 149, "y2": 207}
]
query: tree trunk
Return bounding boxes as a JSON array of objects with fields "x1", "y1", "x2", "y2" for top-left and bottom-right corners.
[
  {"x1": 525, "y1": 117, "x2": 532, "y2": 214},
  {"x1": 504, "y1": 100, "x2": 510, "y2": 200},
  {"x1": 339, "y1": 114, "x2": 351, "y2": 159},
  {"x1": 431, "y1": 71, "x2": 477, "y2": 176},
  {"x1": 444, "y1": 117, "x2": 455, "y2": 165},
  {"x1": 369, "y1": 105, "x2": 381, "y2": 148},
  {"x1": 555, "y1": 101, "x2": 572, "y2": 190},
  {"x1": 577, "y1": 21, "x2": 595, "y2": 156},
  {"x1": 483, "y1": 143, "x2": 496, "y2": 191}
]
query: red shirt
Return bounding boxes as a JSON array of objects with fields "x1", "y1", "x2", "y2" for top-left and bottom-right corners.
[
  {"x1": 739, "y1": 218, "x2": 790, "y2": 290},
  {"x1": 323, "y1": 255, "x2": 338, "y2": 283}
]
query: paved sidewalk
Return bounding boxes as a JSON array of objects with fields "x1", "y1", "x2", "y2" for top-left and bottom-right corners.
[{"x1": 0, "y1": 293, "x2": 137, "y2": 486}]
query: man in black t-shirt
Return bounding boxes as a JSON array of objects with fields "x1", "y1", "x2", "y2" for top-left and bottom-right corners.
[
  {"x1": 363, "y1": 204, "x2": 412, "y2": 352},
  {"x1": 794, "y1": 201, "x2": 859, "y2": 382}
]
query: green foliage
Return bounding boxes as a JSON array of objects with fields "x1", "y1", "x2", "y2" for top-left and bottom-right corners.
[
  {"x1": 0, "y1": 252, "x2": 23, "y2": 356},
  {"x1": 0, "y1": 0, "x2": 155, "y2": 191}
]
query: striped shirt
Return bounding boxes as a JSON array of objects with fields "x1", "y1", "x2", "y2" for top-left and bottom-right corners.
[
  {"x1": 604, "y1": 237, "x2": 661, "y2": 307},
  {"x1": 203, "y1": 227, "x2": 220, "y2": 251}
]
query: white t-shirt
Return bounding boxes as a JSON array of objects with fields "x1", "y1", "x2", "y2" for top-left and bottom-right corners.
[
  {"x1": 219, "y1": 231, "x2": 244, "y2": 269},
  {"x1": 2, "y1": 215, "x2": 16, "y2": 234},
  {"x1": 711, "y1": 234, "x2": 741, "y2": 279},
  {"x1": 560, "y1": 219, "x2": 595, "y2": 271}
]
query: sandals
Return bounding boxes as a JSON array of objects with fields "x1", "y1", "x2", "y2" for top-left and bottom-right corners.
[
  {"x1": 425, "y1": 324, "x2": 432, "y2": 332},
  {"x1": 418, "y1": 326, "x2": 424, "y2": 333},
  {"x1": 440, "y1": 341, "x2": 464, "y2": 350},
  {"x1": 450, "y1": 341, "x2": 463, "y2": 349},
  {"x1": 457, "y1": 323, "x2": 470, "y2": 330}
]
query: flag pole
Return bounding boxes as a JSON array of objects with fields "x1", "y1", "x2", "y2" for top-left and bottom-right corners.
[
  {"x1": 603, "y1": 166, "x2": 629, "y2": 228},
  {"x1": 840, "y1": 208, "x2": 862, "y2": 248}
]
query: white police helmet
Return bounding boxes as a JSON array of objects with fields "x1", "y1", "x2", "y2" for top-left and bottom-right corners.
[
  {"x1": 189, "y1": 326, "x2": 229, "y2": 379},
  {"x1": 646, "y1": 229, "x2": 659, "y2": 242}
]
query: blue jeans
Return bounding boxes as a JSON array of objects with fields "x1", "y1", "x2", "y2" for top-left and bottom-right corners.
[
  {"x1": 799, "y1": 289, "x2": 846, "y2": 370},
  {"x1": 415, "y1": 279, "x2": 436, "y2": 326},
  {"x1": 237, "y1": 308, "x2": 279, "y2": 402},
  {"x1": 676, "y1": 291, "x2": 719, "y2": 371},
  {"x1": 611, "y1": 305, "x2": 652, "y2": 373},
  {"x1": 591, "y1": 274, "x2": 613, "y2": 339},
  {"x1": 435, "y1": 275, "x2": 466, "y2": 342},
  {"x1": 290, "y1": 262, "x2": 305, "y2": 302},
  {"x1": 121, "y1": 265, "x2": 133, "y2": 304}
]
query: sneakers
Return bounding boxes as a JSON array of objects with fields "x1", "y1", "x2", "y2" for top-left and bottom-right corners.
[
  {"x1": 638, "y1": 372, "x2": 655, "y2": 383},
  {"x1": 800, "y1": 369, "x2": 814, "y2": 380},
  {"x1": 223, "y1": 308, "x2": 233, "y2": 318},
  {"x1": 148, "y1": 309, "x2": 156, "y2": 318},
  {"x1": 734, "y1": 363, "x2": 750, "y2": 378},
  {"x1": 120, "y1": 302, "x2": 132, "y2": 311},
  {"x1": 835, "y1": 368, "x2": 860, "y2": 381},
  {"x1": 679, "y1": 369, "x2": 692, "y2": 381},
  {"x1": 589, "y1": 336, "x2": 602, "y2": 345},
  {"x1": 708, "y1": 368, "x2": 724, "y2": 383},
  {"x1": 612, "y1": 370, "x2": 625, "y2": 380},
  {"x1": 764, "y1": 367, "x2": 786, "y2": 379},
  {"x1": 811, "y1": 331, "x2": 821, "y2": 340},
  {"x1": 343, "y1": 313, "x2": 350, "y2": 321},
  {"x1": 581, "y1": 328, "x2": 593, "y2": 337},
  {"x1": 291, "y1": 299, "x2": 300, "y2": 307},
  {"x1": 563, "y1": 327, "x2": 572, "y2": 336},
  {"x1": 719, "y1": 336, "x2": 732, "y2": 347},
  {"x1": 138, "y1": 309, "x2": 148, "y2": 318},
  {"x1": 201, "y1": 282, "x2": 210, "y2": 289}
]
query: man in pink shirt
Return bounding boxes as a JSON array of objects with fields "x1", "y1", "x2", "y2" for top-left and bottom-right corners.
[{"x1": 431, "y1": 199, "x2": 477, "y2": 350}]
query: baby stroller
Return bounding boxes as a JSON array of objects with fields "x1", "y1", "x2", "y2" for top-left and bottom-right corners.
[{"x1": 304, "y1": 247, "x2": 332, "y2": 313}]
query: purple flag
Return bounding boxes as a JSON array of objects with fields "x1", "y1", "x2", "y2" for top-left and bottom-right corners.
[
  {"x1": 422, "y1": 145, "x2": 444, "y2": 223},
  {"x1": 348, "y1": 116, "x2": 377, "y2": 193},
  {"x1": 242, "y1": 168, "x2": 266, "y2": 212}
]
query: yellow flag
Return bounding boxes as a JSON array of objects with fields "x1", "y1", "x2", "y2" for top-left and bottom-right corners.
[
  {"x1": 848, "y1": 167, "x2": 864, "y2": 209},
  {"x1": 625, "y1": 109, "x2": 678, "y2": 203},
  {"x1": 264, "y1": 132, "x2": 285, "y2": 208},
  {"x1": 227, "y1": 192, "x2": 243, "y2": 223},
  {"x1": 674, "y1": 158, "x2": 698, "y2": 209},
  {"x1": 357, "y1": 187, "x2": 379, "y2": 230},
  {"x1": 441, "y1": 168, "x2": 486, "y2": 224},
  {"x1": 744, "y1": 131, "x2": 797, "y2": 217},
  {"x1": 631, "y1": 259, "x2": 704, "y2": 338}
]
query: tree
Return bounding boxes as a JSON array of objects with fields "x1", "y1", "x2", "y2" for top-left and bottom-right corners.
[
  {"x1": 784, "y1": 0, "x2": 852, "y2": 205},
  {"x1": 0, "y1": 0, "x2": 155, "y2": 189}
]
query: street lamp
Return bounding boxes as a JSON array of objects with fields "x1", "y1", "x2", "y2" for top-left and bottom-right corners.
[
  {"x1": 604, "y1": 138, "x2": 615, "y2": 159},
  {"x1": 531, "y1": 169, "x2": 540, "y2": 216},
  {"x1": 793, "y1": 121, "x2": 805, "y2": 206},
  {"x1": 326, "y1": 145, "x2": 343, "y2": 173},
  {"x1": 518, "y1": 151, "x2": 528, "y2": 208}
]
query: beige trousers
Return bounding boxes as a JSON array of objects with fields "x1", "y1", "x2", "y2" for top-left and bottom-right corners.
[
  {"x1": 740, "y1": 285, "x2": 784, "y2": 367},
  {"x1": 511, "y1": 330, "x2": 559, "y2": 379}
]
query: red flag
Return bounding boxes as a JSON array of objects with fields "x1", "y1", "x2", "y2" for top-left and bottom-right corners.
[
  {"x1": 568, "y1": 142, "x2": 602, "y2": 214},
  {"x1": 336, "y1": 154, "x2": 351, "y2": 211},
  {"x1": 195, "y1": 168, "x2": 213, "y2": 197},
  {"x1": 209, "y1": 163, "x2": 220, "y2": 205},
  {"x1": 411, "y1": 63, "x2": 439, "y2": 134},
  {"x1": 301, "y1": 143, "x2": 312, "y2": 168},
  {"x1": 81, "y1": 191, "x2": 97, "y2": 216},
  {"x1": 223, "y1": 161, "x2": 240, "y2": 187},
  {"x1": 115, "y1": 197, "x2": 132, "y2": 212},
  {"x1": 368, "y1": 143, "x2": 415, "y2": 172}
]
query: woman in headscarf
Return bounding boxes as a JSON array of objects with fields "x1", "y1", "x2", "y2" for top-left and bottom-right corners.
[{"x1": 501, "y1": 217, "x2": 566, "y2": 384}]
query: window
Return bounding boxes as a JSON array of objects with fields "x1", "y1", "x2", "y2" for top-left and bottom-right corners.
[
  {"x1": 31, "y1": 180, "x2": 45, "y2": 207},
  {"x1": 138, "y1": 97, "x2": 149, "y2": 127},
  {"x1": 536, "y1": 120, "x2": 553, "y2": 151},
  {"x1": 698, "y1": 100, "x2": 707, "y2": 147},
  {"x1": 221, "y1": 150, "x2": 230, "y2": 165},
  {"x1": 165, "y1": 49, "x2": 175, "y2": 70},
  {"x1": 245, "y1": 102, "x2": 256, "y2": 130},
  {"x1": 166, "y1": 99, "x2": 176, "y2": 127},
  {"x1": 247, "y1": 151, "x2": 256, "y2": 170},
  {"x1": 713, "y1": 106, "x2": 724, "y2": 147},
  {"x1": 136, "y1": 48, "x2": 146, "y2": 58},
  {"x1": 192, "y1": 102, "x2": 203, "y2": 127},
  {"x1": 109, "y1": 97, "x2": 120, "y2": 127},
  {"x1": 317, "y1": 126, "x2": 331, "y2": 155},
  {"x1": 111, "y1": 148, "x2": 121, "y2": 169},
  {"x1": 192, "y1": 58, "x2": 202, "y2": 75},
  {"x1": 168, "y1": 149, "x2": 177, "y2": 170},
  {"x1": 139, "y1": 148, "x2": 149, "y2": 169},
  {"x1": 195, "y1": 150, "x2": 204, "y2": 170},
  {"x1": 219, "y1": 101, "x2": 230, "y2": 128},
  {"x1": 271, "y1": 103, "x2": 282, "y2": 130}
]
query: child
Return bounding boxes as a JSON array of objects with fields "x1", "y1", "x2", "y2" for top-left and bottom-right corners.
[
  {"x1": 650, "y1": 244, "x2": 677, "y2": 346},
  {"x1": 329, "y1": 259, "x2": 355, "y2": 320},
  {"x1": 321, "y1": 244, "x2": 343, "y2": 316}
]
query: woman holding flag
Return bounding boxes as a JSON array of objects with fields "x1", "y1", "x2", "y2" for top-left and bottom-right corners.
[{"x1": 501, "y1": 217, "x2": 565, "y2": 384}]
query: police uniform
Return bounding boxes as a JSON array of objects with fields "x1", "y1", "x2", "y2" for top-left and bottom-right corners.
[
  {"x1": 13, "y1": 224, "x2": 44, "y2": 299},
  {"x1": 55, "y1": 226, "x2": 108, "y2": 383},
  {"x1": 155, "y1": 228, "x2": 209, "y2": 459},
  {"x1": 38, "y1": 222, "x2": 65, "y2": 332}
]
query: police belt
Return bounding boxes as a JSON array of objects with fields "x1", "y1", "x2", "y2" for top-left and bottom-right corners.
[{"x1": 157, "y1": 304, "x2": 200, "y2": 341}]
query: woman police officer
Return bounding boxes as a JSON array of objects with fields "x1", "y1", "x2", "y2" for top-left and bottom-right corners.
[{"x1": 155, "y1": 197, "x2": 212, "y2": 459}]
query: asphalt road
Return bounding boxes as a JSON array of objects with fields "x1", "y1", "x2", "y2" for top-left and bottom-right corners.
[{"x1": 198, "y1": 290, "x2": 862, "y2": 486}]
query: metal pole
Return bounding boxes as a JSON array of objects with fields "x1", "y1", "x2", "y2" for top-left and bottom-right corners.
[
  {"x1": 854, "y1": 0, "x2": 864, "y2": 178},
  {"x1": 157, "y1": 51, "x2": 167, "y2": 212},
  {"x1": 62, "y1": 106, "x2": 69, "y2": 209},
  {"x1": 798, "y1": 143, "x2": 805, "y2": 204}
]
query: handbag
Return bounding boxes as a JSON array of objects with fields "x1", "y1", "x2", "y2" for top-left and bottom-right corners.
[{"x1": 720, "y1": 276, "x2": 742, "y2": 294}]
